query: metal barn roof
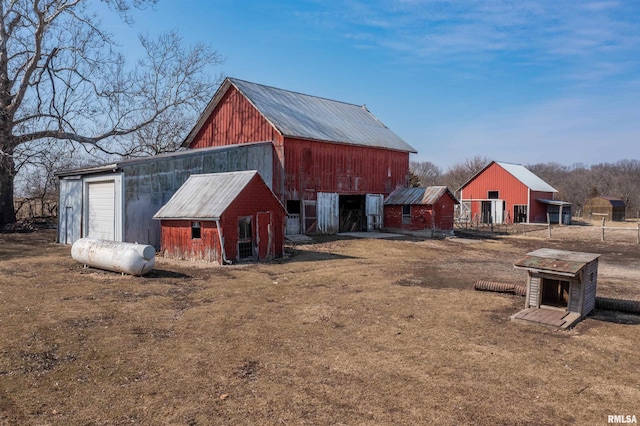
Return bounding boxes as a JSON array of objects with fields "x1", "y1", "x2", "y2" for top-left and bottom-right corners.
[
  {"x1": 153, "y1": 170, "x2": 260, "y2": 221},
  {"x1": 385, "y1": 186, "x2": 459, "y2": 205},
  {"x1": 598, "y1": 196, "x2": 626, "y2": 207},
  {"x1": 184, "y1": 78, "x2": 416, "y2": 153},
  {"x1": 496, "y1": 162, "x2": 558, "y2": 192}
]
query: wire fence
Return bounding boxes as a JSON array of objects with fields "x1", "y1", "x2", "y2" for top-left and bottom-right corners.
[{"x1": 454, "y1": 217, "x2": 640, "y2": 244}]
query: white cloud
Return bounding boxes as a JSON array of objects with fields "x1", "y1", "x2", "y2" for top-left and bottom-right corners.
[{"x1": 315, "y1": 0, "x2": 640, "y2": 84}]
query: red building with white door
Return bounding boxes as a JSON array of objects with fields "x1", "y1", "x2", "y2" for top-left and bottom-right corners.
[
  {"x1": 459, "y1": 161, "x2": 565, "y2": 224},
  {"x1": 183, "y1": 77, "x2": 416, "y2": 234}
]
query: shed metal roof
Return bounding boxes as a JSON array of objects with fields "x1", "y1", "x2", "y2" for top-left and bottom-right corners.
[
  {"x1": 153, "y1": 170, "x2": 259, "y2": 220},
  {"x1": 497, "y1": 162, "x2": 558, "y2": 192},
  {"x1": 537, "y1": 199, "x2": 572, "y2": 206},
  {"x1": 598, "y1": 196, "x2": 626, "y2": 207},
  {"x1": 183, "y1": 78, "x2": 416, "y2": 153},
  {"x1": 514, "y1": 248, "x2": 600, "y2": 277},
  {"x1": 385, "y1": 186, "x2": 459, "y2": 205}
]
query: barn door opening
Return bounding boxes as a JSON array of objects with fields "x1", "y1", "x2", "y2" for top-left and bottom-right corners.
[
  {"x1": 541, "y1": 278, "x2": 570, "y2": 308},
  {"x1": 285, "y1": 200, "x2": 301, "y2": 235},
  {"x1": 339, "y1": 195, "x2": 365, "y2": 232},
  {"x1": 481, "y1": 200, "x2": 504, "y2": 224}
]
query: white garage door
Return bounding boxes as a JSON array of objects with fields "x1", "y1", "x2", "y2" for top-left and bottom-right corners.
[{"x1": 88, "y1": 180, "x2": 116, "y2": 240}]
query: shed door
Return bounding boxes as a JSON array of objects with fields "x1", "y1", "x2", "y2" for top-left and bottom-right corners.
[
  {"x1": 58, "y1": 178, "x2": 82, "y2": 244},
  {"x1": 87, "y1": 181, "x2": 116, "y2": 240},
  {"x1": 317, "y1": 192, "x2": 339, "y2": 234},
  {"x1": 257, "y1": 211, "x2": 273, "y2": 261},
  {"x1": 366, "y1": 194, "x2": 384, "y2": 231}
]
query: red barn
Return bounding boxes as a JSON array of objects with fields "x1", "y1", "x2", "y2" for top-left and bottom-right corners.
[
  {"x1": 384, "y1": 186, "x2": 459, "y2": 233},
  {"x1": 182, "y1": 77, "x2": 416, "y2": 234},
  {"x1": 459, "y1": 161, "x2": 569, "y2": 224},
  {"x1": 153, "y1": 171, "x2": 285, "y2": 264}
]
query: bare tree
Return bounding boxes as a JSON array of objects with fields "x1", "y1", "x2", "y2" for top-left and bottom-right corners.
[
  {"x1": 410, "y1": 160, "x2": 442, "y2": 187},
  {"x1": 442, "y1": 156, "x2": 490, "y2": 197},
  {"x1": 0, "y1": 0, "x2": 223, "y2": 226}
]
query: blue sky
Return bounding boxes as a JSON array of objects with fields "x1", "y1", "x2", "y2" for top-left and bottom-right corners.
[{"x1": 102, "y1": 0, "x2": 640, "y2": 170}]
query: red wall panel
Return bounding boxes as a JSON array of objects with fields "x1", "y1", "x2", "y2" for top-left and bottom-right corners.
[
  {"x1": 159, "y1": 175, "x2": 285, "y2": 264},
  {"x1": 284, "y1": 138, "x2": 409, "y2": 200},
  {"x1": 461, "y1": 163, "x2": 554, "y2": 223},
  {"x1": 187, "y1": 85, "x2": 411, "y2": 206},
  {"x1": 384, "y1": 195, "x2": 456, "y2": 231},
  {"x1": 219, "y1": 176, "x2": 285, "y2": 261},
  {"x1": 188, "y1": 87, "x2": 280, "y2": 149},
  {"x1": 160, "y1": 220, "x2": 222, "y2": 263}
]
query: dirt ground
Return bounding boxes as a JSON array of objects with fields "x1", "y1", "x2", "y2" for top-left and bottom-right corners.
[{"x1": 1, "y1": 222, "x2": 639, "y2": 425}]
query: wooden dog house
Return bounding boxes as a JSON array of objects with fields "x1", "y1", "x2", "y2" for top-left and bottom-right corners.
[{"x1": 511, "y1": 249, "x2": 600, "y2": 329}]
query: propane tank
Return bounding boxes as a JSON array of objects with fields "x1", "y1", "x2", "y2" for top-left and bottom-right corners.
[{"x1": 71, "y1": 238, "x2": 155, "y2": 276}]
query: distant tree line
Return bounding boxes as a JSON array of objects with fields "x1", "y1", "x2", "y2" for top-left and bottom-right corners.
[{"x1": 410, "y1": 158, "x2": 640, "y2": 219}]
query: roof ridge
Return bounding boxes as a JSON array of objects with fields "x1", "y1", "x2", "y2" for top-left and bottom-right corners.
[{"x1": 229, "y1": 77, "x2": 365, "y2": 108}]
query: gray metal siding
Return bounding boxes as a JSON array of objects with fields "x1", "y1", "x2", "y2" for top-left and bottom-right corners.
[{"x1": 122, "y1": 144, "x2": 273, "y2": 249}]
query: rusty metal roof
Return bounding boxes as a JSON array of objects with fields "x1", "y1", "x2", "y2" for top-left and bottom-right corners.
[
  {"x1": 183, "y1": 78, "x2": 416, "y2": 153},
  {"x1": 153, "y1": 170, "x2": 260, "y2": 220},
  {"x1": 384, "y1": 186, "x2": 459, "y2": 205},
  {"x1": 514, "y1": 248, "x2": 600, "y2": 277}
]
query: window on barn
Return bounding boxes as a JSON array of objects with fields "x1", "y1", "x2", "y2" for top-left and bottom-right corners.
[
  {"x1": 191, "y1": 221, "x2": 201, "y2": 239},
  {"x1": 238, "y1": 216, "x2": 253, "y2": 259},
  {"x1": 402, "y1": 205, "x2": 411, "y2": 224},
  {"x1": 487, "y1": 191, "x2": 499, "y2": 199}
]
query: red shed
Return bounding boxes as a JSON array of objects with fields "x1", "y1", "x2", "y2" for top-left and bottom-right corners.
[
  {"x1": 182, "y1": 78, "x2": 417, "y2": 235},
  {"x1": 459, "y1": 161, "x2": 567, "y2": 224},
  {"x1": 153, "y1": 171, "x2": 285, "y2": 264},
  {"x1": 384, "y1": 186, "x2": 459, "y2": 233}
]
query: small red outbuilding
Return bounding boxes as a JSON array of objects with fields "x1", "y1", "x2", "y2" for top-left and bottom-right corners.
[
  {"x1": 153, "y1": 170, "x2": 285, "y2": 264},
  {"x1": 384, "y1": 186, "x2": 459, "y2": 233}
]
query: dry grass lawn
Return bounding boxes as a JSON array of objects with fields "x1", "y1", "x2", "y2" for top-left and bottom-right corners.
[{"x1": 1, "y1": 224, "x2": 639, "y2": 425}]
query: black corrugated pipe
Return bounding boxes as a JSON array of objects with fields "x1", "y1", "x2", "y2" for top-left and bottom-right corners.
[{"x1": 595, "y1": 297, "x2": 640, "y2": 314}]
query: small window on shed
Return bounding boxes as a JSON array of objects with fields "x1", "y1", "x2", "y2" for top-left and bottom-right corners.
[
  {"x1": 488, "y1": 191, "x2": 499, "y2": 199},
  {"x1": 191, "y1": 221, "x2": 201, "y2": 239},
  {"x1": 402, "y1": 205, "x2": 411, "y2": 224}
]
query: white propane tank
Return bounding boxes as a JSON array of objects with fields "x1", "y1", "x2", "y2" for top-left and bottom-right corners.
[{"x1": 71, "y1": 238, "x2": 156, "y2": 276}]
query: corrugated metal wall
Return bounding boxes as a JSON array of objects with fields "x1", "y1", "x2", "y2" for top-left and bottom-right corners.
[
  {"x1": 57, "y1": 178, "x2": 83, "y2": 244},
  {"x1": 123, "y1": 143, "x2": 273, "y2": 249}
]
